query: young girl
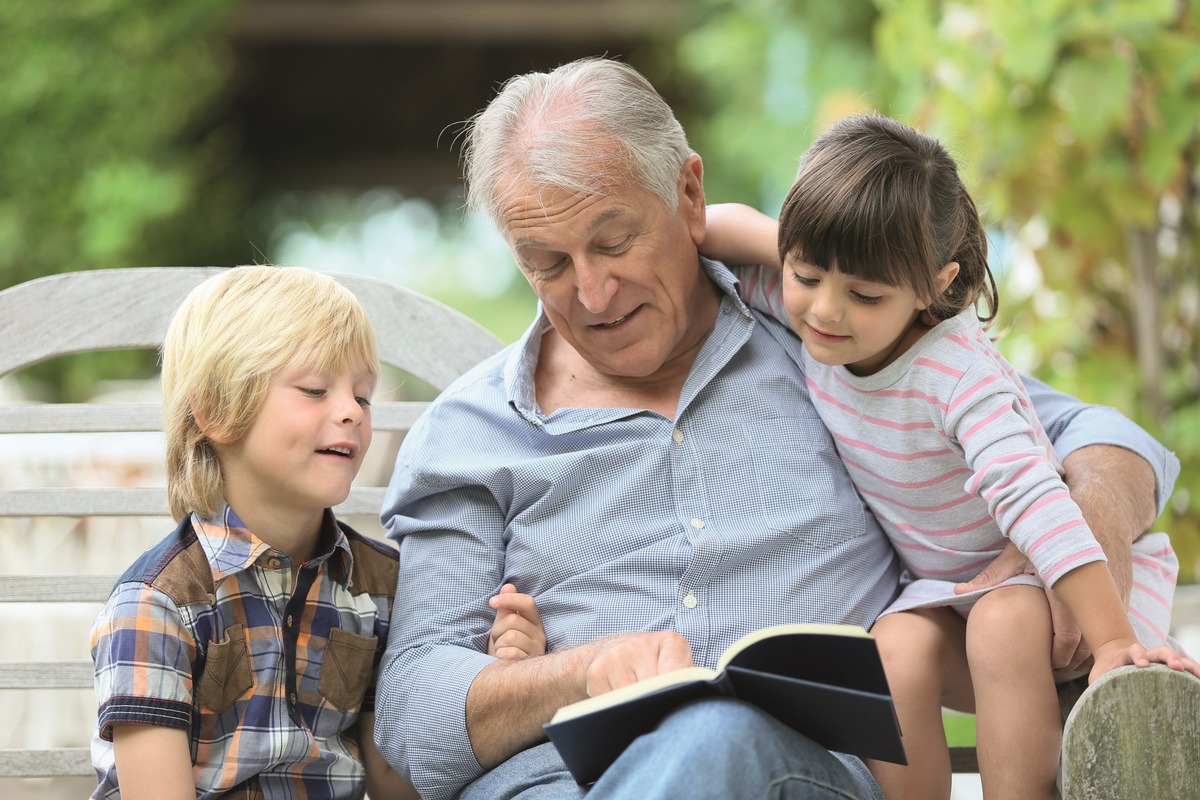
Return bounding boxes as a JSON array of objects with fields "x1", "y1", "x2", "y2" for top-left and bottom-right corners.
[
  {"x1": 704, "y1": 114, "x2": 1199, "y2": 800},
  {"x1": 90, "y1": 266, "x2": 545, "y2": 800}
]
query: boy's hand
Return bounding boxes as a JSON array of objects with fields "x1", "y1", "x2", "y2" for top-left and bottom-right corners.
[{"x1": 488, "y1": 583, "x2": 547, "y2": 659}]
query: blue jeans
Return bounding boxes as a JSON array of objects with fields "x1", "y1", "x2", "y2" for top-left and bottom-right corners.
[{"x1": 460, "y1": 698, "x2": 884, "y2": 799}]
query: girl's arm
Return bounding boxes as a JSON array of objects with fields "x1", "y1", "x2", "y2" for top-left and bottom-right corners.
[
  {"x1": 701, "y1": 203, "x2": 781, "y2": 269},
  {"x1": 110, "y1": 724, "x2": 194, "y2": 800}
]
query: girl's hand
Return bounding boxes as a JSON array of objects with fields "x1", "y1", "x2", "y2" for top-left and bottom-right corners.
[
  {"x1": 1089, "y1": 639, "x2": 1200, "y2": 683},
  {"x1": 488, "y1": 583, "x2": 547, "y2": 659}
]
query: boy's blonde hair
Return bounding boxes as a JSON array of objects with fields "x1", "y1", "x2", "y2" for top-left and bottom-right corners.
[{"x1": 162, "y1": 266, "x2": 378, "y2": 521}]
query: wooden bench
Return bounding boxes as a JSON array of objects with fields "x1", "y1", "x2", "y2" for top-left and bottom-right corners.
[{"x1": 1, "y1": 267, "x2": 1197, "y2": 799}]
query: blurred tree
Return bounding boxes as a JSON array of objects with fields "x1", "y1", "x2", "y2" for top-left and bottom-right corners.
[
  {"x1": 675, "y1": 0, "x2": 1199, "y2": 575},
  {"x1": 0, "y1": 0, "x2": 250, "y2": 400}
]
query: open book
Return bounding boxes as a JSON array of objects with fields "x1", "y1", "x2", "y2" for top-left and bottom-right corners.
[{"x1": 543, "y1": 623, "x2": 905, "y2": 785}]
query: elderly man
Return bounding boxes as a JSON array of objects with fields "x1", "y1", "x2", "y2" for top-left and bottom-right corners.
[{"x1": 374, "y1": 57, "x2": 1177, "y2": 799}]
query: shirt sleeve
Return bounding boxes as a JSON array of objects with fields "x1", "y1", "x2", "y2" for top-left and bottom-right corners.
[
  {"x1": 375, "y1": 406, "x2": 508, "y2": 800},
  {"x1": 729, "y1": 264, "x2": 790, "y2": 322},
  {"x1": 947, "y1": 362, "x2": 1106, "y2": 585},
  {"x1": 91, "y1": 580, "x2": 197, "y2": 741},
  {"x1": 1022, "y1": 372, "x2": 1180, "y2": 517}
]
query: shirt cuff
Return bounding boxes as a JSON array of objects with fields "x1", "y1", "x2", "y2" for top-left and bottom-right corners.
[
  {"x1": 381, "y1": 645, "x2": 494, "y2": 800},
  {"x1": 97, "y1": 695, "x2": 192, "y2": 741}
]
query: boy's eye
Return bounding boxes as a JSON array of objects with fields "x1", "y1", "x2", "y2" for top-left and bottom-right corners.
[
  {"x1": 301, "y1": 387, "x2": 326, "y2": 397},
  {"x1": 355, "y1": 396, "x2": 372, "y2": 408}
]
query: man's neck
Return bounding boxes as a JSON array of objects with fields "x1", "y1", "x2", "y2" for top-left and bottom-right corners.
[{"x1": 534, "y1": 286, "x2": 723, "y2": 419}]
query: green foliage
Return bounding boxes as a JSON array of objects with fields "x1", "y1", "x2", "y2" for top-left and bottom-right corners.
[
  {"x1": 0, "y1": 0, "x2": 249, "y2": 400},
  {"x1": 675, "y1": 0, "x2": 1200, "y2": 579}
]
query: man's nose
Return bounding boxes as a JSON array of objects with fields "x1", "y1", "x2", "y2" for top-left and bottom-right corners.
[{"x1": 575, "y1": 257, "x2": 619, "y2": 314}]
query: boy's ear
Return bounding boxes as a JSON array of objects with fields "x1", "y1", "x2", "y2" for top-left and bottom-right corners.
[
  {"x1": 935, "y1": 261, "x2": 960, "y2": 295},
  {"x1": 190, "y1": 400, "x2": 233, "y2": 445}
]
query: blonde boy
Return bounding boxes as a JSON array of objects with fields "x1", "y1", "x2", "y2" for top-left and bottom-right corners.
[{"x1": 91, "y1": 267, "x2": 545, "y2": 799}]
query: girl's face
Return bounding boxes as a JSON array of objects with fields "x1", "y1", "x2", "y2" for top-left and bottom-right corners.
[{"x1": 781, "y1": 256, "x2": 930, "y2": 377}]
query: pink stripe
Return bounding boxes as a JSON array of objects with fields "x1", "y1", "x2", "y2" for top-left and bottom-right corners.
[
  {"x1": 967, "y1": 452, "x2": 1043, "y2": 494},
  {"x1": 947, "y1": 373, "x2": 1003, "y2": 415},
  {"x1": 890, "y1": 516, "x2": 995, "y2": 537},
  {"x1": 913, "y1": 357, "x2": 964, "y2": 378},
  {"x1": 857, "y1": 484, "x2": 975, "y2": 513},
  {"x1": 807, "y1": 380, "x2": 935, "y2": 432},
  {"x1": 1131, "y1": 580, "x2": 1171, "y2": 612},
  {"x1": 1132, "y1": 555, "x2": 1178, "y2": 584},
  {"x1": 961, "y1": 405, "x2": 1011, "y2": 445},
  {"x1": 833, "y1": 432, "x2": 954, "y2": 462},
  {"x1": 1025, "y1": 516, "x2": 1088, "y2": 556},
  {"x1": 1128, "y1": 606, "x2": 1166, "y2": 644},
  {"x1": 982, "y1": 460, "x2": 1042, "y2": 507},
  {"x1": 830, "y1": 370, "x2": 950, "y2": 410},
  {"x1": 840, "y1": 453, "x2": 971, "y2": 489},
  {"x1": 1041, "y1": 546, "x2": 1103, "y2": 584}
]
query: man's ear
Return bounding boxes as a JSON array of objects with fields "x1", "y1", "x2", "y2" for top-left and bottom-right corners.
[{"x1": 679, "y1": 154, "x2": 706, "y2": 245}]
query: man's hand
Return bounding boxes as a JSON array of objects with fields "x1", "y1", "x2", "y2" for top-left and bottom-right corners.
[{"x1": 582, "y1": 630, "x2": 694, "y2": 697}]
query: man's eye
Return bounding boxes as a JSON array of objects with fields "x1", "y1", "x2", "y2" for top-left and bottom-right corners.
[{"x1": 599, "y1": 236, "x2": 631, "y2": 254}]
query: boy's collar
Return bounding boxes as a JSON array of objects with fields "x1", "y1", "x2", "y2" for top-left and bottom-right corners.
[{"x1": 193, "y1": 505, "x2": 353, "y2": 586}]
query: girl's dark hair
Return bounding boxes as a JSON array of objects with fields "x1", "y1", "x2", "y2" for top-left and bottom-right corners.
[{"x1": 778, "y1": 114, "x2": 998, "y2": 324}]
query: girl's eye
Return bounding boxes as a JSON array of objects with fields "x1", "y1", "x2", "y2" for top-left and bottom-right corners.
[
  {"x1": 790, "y1": 273, "x2": 819, "y2": 287},
  {"x1": 851, "y1": 292, "x2": 883, "y2": 305}
]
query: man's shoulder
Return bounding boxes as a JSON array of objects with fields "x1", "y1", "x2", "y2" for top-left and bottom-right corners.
[{"x1": 110, "y1": 517, "x2": 216, "y2": 609}]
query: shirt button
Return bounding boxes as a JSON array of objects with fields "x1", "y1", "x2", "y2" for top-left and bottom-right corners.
[
  {"x1": 690, "y1": 518, "x2": 705, "y2": 529},
  {"x1": 672, "y1": 428, "x2": 684, "y2": 444},
  {"x1": 286, "y1": 615, "x2": 293, "y2": 627},
  {"x1": 289, "y1": 692, "x2": 297, "y2": 705},
  {"x1": 682, "y1": 592, "x2": 698, "y2": 609}
]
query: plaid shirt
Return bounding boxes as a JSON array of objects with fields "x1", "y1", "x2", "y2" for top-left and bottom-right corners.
[{"x1": 91, "y1": 505, "x2": 398, "y2": 800}]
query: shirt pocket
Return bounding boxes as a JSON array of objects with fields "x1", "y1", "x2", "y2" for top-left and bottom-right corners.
[
  {"x1": 319, "y1": 626, "x2": 378, "y2": 712},
  {"x1": 742, "y1": 416, "x2": 866, "y2": 548},
  {"x1": 196, "y1": 623, "x2": 254, "y2": 711}
]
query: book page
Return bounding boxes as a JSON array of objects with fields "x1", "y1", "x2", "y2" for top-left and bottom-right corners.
[
  {"x1": 548, "y1": 666, "x2": 718, "y2": 723},
  {"x1": 717, "y1": 623, "x2": 870, "y2": 671}
]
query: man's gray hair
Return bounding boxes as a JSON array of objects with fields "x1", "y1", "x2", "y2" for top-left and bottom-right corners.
[{"x1": 461, "y1": 57, "x2": 693, "y2": 230}]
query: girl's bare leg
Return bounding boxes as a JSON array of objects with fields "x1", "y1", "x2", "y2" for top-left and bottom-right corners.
[
  {"x1": 868, "y1": 607, "x2": 971, "y2": 800},
  {"x1": 966, "y1": 585, "x2": 1059, "y2": 800}
]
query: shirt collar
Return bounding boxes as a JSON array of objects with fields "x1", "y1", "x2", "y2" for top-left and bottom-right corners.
[
  {"x1": 192, "y1": 504, "x2": 354, "y2": 587},
  {"x1": 501, "y1": 257, "x2": 754, "y2": 424}
]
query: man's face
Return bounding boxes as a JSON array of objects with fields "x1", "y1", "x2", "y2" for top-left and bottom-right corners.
[{"x1": 500, "y1": 155, "x2": 712, "y2": 380}]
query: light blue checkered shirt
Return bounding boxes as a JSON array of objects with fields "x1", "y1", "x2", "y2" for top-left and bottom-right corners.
[{"x1": 375, "y1": 258, "x2": 1178, "y2": 800}]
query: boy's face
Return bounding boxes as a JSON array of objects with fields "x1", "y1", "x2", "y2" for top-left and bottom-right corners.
[{"x1": 215, "y1": 365, "x2": 375, "y2": 531}]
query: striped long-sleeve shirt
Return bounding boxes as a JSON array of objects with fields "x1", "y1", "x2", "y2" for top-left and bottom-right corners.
[{"x1": 738, "y1": 265, "x2": 1178, "y2": 641}]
